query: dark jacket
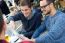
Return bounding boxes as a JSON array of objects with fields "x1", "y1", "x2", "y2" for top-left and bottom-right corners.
[{"x1": 10, "y1": 9, "x2": 42, "y2": 38}]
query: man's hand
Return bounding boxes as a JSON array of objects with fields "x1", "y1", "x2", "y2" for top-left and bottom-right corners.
[
  {"x1": 21, "y1": 38, "x2": 35, "y2": 43},
  {"x1": 17, "y1": 34, "x2": 35, "y2": 43},
  {"x1": 21, "y1": 39, "x2": 35, "y2": 43}
]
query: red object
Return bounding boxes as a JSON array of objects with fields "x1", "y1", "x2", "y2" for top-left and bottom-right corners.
[
  {"x1": 20, "y1": 41, "x2": 33, "y2": 43},
  {"x1": 0, "y1": 40, "x2": 8, "y2": 43}
]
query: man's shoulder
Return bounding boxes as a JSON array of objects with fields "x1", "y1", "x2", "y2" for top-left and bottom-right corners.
[
  {"x1": 16, "y1": 11, "x2": 23, "y2": 15},
  {"x1": 32, "y1": 8, "x2": 42, "y2": 15},
  {"x1": 14, "y1": 11, "x2": 23, "y2": 17},
  {"x1": 55, "y1": 11, "x2": 65, "y2": 21},
  {"x1": 59, "y1": 11, "x2": 65, "y2": 17},
  {"x1": 56, "y1": 10, "x2": 65, "y2": 17}
]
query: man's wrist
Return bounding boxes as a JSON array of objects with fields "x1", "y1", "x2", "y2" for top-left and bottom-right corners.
[{"x1": 31, "y1": 39, "x2": 36, "y2": 43}]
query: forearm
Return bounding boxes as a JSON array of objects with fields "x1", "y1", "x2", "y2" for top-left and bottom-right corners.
[
  {"x1": 32, "y1": 22, "x2": 46, "y2": 38},
  {"x1": 9, "y1": 21, "x2": 15, "y2": 29},
  {"x1": 30, "y1": 39, "x2": 36, "y2": 43}
]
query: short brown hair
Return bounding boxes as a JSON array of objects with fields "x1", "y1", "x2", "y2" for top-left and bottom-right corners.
[
  {"x1": 0, "y1": 9, "x2": 4, "y2": 34},
  {"x1": 19, "y1": 0, "x2": 32, "y2": 8}
]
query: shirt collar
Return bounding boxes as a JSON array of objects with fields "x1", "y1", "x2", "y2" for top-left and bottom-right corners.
[{"x1": 49, "y1": 10, "x2": 61, "y2": 18}]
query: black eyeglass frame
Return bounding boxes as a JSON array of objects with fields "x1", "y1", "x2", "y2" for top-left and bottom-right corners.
[{"x1": 40, "y1": 3, "x2": 50, "y2": 9}]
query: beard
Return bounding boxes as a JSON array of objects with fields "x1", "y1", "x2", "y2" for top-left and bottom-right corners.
[
  {"x1": 47, "y1": 11, "x2": 50, "y2": 14},
  {"x1": 42, "y1": 10, "x2": 51, "y2": 15}
]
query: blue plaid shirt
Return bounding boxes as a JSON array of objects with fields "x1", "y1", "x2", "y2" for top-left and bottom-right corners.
[{"x1": 32, "y1": 11, "x2": 65, "y2": 43}]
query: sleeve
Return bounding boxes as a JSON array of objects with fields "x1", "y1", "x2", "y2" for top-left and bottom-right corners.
[
  {"x1": 23, "y1": 31, "x2": 34, "y2": 37},
  {"x1": 32, "y1": 21, "x2": 46, "y2": 38},
  {"x1": 10, "y1": 12, "x2": 24, "y2": 21},
  {"x1": 35, "y1": 17, "x2": 65, "y2": 43},
  {"x1": 35, "y1": 11, "x2": 42, "y2": 29}
]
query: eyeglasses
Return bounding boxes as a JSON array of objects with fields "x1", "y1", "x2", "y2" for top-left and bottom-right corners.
[{"x1": 40, "y1": 3, "x2": 50, "y2": 9}]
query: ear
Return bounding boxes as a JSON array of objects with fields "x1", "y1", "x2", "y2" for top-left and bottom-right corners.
[{"x1": 49, "y1": 3, "x2": 54, "y2": 8}]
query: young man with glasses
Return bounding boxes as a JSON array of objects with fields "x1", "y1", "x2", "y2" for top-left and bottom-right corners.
[{"x1": 21, "y1": 0, "x2": 65, "y2": 43}]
